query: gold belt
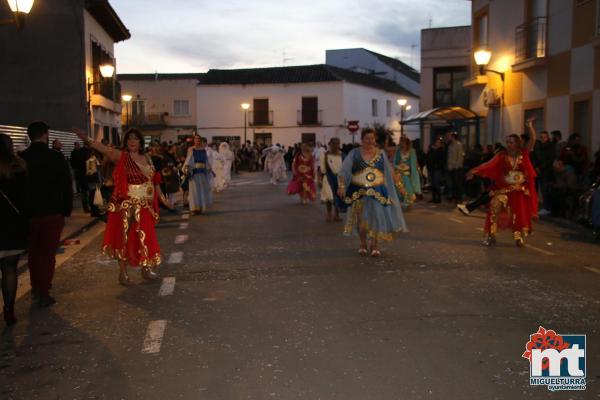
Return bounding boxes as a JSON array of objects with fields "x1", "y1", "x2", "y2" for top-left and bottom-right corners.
[
  {"x1": 194, "y1": 162, "x2": 206, "y2": 169},
  {"x1": 351, "y1": 167, "x2": 385, "y2": 188},
  {"x1": 128, "y1": 182, "x2": 154, "y2": 200}
]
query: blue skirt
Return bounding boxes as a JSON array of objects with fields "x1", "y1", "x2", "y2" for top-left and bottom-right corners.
[
  {"x1": 188, "y1": 173, "x2": 212, "y2": 212},
  {"x1": 343, "y1": 194, "x2": 407, "y2": 241}
]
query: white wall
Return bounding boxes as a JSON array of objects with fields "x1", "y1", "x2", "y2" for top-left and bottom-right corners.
[
  {"x1": 547, "y1": 96, "x2": 570, "y2": 135},
  {"x1": 571, "y1": 44, "x2": 595, "y2": 94},
  {"x1": 196, "y1": 80, "x2": 417, "y2": 147}
]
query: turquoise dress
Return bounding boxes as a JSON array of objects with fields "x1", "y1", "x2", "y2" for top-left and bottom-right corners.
[
  {"x1": 338, "y1": 148, "x2": 407, "y2": 241},
  {"x1": 392, "y1": 148, "x2": 422, "y2": 207}
]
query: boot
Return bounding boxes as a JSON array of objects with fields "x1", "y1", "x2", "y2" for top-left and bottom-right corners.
[{"x1": 3, "y1": 306, "x2": 17, "y2": 326}]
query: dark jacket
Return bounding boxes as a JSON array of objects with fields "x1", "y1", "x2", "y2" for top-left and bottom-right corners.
[
  {"x1": 533, "y1": 140, "x2": 556, "y2": 178},
  {"x1": 426, "y1": 146, "x2": 446, "y2": 171},
  {"x1": 70, "y1": 147, "x2": 89, "y2": 179},
  {"x1": 0, "y1": 165, "x2": 29, "y2": 250},
  {"x1": 20, "y1": 142, "x2": 73, "y2": 218}
]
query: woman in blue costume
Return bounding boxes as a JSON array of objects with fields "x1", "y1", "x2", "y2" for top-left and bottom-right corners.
[
  {"x1": 392, "y1": 136, "x2": 422, "y2": 207},
  {"x1": 184, "y1": 135, "x2": 213, "y2": 215},
  {"x1": 337, "y1": 128, "x2": 407, "y2": 257}
]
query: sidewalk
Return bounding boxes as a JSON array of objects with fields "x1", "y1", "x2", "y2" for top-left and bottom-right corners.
[{"x1": 17, "y1": 194, "x2": 100, "y2": 273}]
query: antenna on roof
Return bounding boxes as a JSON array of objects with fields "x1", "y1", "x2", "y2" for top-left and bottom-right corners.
[
  {"x1": 282, "y1": 49, "x2": 294, "y2": 66},
  {"x1": 428, "y1": 14, "x2": 433, "y2": 28},
  {"x1": 154, "y1": 71, "x2": 158, "y2": 81}
]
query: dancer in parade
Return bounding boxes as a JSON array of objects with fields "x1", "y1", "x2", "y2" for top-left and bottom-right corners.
[
  {"x1": 287, "y1": 142, "x2": 316, "y2": 204},
  {"x1": 184, "y1": 135, "x2": 213, "y2": 214},
  {"x1": 212, "y1": 145, "x2": 227, "y2": 193},
  {"x1": 337, "y1": 128, "x2": 407, "y2": 257},
  {"x1": 466, "y1": 118, "x2": 538, "y2": 247},
  {"x1": 318, "y1": 137, "x2": 345, "y2": 221},
  {"x1": 74, "y1": 128, "x2": 170, "y2": 285},
  {"x1": 219, "y1": 142, "x2": 235, "y2": 187},
  {"x1": 391, "y1": 137, "x2": 422, "y2": 208},
  {"x1": 263, "y1": 144, "x2": 287, "y2": 185}
]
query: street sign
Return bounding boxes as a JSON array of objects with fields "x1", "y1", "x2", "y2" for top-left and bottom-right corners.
[{"x1": 347, "y1": 120, "x2": 359, "y2": 134}]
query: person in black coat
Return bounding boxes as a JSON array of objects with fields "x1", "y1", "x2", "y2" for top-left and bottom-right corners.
[
  {"x1": 0, "y1": 134, "x2": 29, "y2": 325},
  {"x1": 426, "y1": 137, "x2": 446, "y2": 203},
  {"x1": 19, "y1": 121, "x2": 73, "y2": 307}
]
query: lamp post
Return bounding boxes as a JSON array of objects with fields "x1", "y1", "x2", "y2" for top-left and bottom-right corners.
[
  {"x1": 0, "y1": 0, "x2": 34, "y2": 30},
  {"x1": 474, "y1": 49, "x2": 505, "y2": 143},
  {"x1": 397, "y1": 98, "x2": 408, "y2": 138},
  {"x1": 241, "y1": 102, "x2": 250, "y2": 145},
  {"x1": 87, "y1": 63, "x2": 115, "y2": 137},
  {"x1": 122, "y1": 94, "x2": 132, "y2": 129}
]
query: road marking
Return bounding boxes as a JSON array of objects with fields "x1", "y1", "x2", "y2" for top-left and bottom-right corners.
[
  {"x1": 584, "y1": 267, "x2": 600, "y2": 275},
  {"x1": 179, "y1": 222, "x2": 189, "y2": 230},
  {"x1": 525, "y1": 244, "x2": 555, "y2": 256},
  {"x1": 231, "y1": 180, "x2": 261, "y2": 186},
  {"x1": 15, "y1": 223, "x2": 104, "y2": 302},
  {"x1": 476, "y1": 227, "x2": 484, "y2": 232},
  {"x1": 141, "y1": 320, "x2": 167, "y2": 354},
  {"x1": 167, "y1": 251, "x2": 183, "y2": 264},
  {"x1": 448, "y1": 217, "x2": 465, "y2": 224},
  {"x1": 181, "y1": 213, "x2": 190, "y2": 220},
  {"x1": 174, "y1": 234, "x2": 188, "y2": 244},
  {"x1": 158, "y1": 277, "x2": 176, "y2": 296}
]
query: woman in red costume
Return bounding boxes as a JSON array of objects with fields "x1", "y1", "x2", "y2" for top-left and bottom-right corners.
[
  {"x1": 287, "y1": 143, "x2": 316, "y2": 204},
  {"x1": 466, "y1": 119, "x2": 538, "y2": 247},
  {"x1": 75, "y1": 128, "x2": 170, "y2": 285}
]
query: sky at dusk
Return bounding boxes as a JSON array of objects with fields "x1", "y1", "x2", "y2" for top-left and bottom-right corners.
[{"x1": 111, "y1": 0, "x2": 471, "y2": 74}]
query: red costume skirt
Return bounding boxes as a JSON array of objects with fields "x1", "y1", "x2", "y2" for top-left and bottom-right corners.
[
  {"x1": 102, "y1": 197, "x2": 161, "y2": 267},
  {"x1": 287, "y1": 177, "x2": 316, "y2": 201},
  {"x1": 484, "y1": 187, "x2": 534, "y2": 239}
]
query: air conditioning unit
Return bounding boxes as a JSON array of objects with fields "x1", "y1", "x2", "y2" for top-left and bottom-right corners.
[{"x1": 483, "y1": 88, "x2": 501, "y2": 108}]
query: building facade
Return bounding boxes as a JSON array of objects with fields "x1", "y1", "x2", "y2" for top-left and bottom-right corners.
[
  {"x1": 420, "y1": 26, "x2": 473, "y2": 147},
  {"x1": 0, "y1": 0, "x2": 129, "y2": 148},
  {"x1": 196, "y1": 64, "x2": 419, "y2": 147},
  {"x1": 467, "y1": 0, "x2": 600, "y2": 153},
  {"x1": 117, "y1": 73, "x2": 202, "y2": 142}
]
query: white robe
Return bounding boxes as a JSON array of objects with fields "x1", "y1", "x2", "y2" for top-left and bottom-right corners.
[
  {"x1": 219, "y1": 143, "x2": 235, "y2": 185},
  {"x1": 263, "y1": 146, "x2": 287, "y2": 184}
]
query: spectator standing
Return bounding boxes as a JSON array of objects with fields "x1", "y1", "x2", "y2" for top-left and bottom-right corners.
[
  {"x1": 19, "y1": 122, "x2": 73, "y2": 307},
  {"x1": 70, "y1": 142, "x2": 90, "y2": 212},
  {"x1": 560, "y1": 133, "x2": 589, "y2": 183},
  {"x1": 86, "y1": 150, "x2": 101, "y2": 217},
  {"x1": 0, "y1": 134, "x2": 29, "y2": 325},
  {"x1": 426, "y1": 137, "x2": 446, "y2": 204},
  {"x1": 532, "y1": 131, "x2": 556, "y2": 215},
  {"x1": 446, "y1": 132, "x2": 465, "y2": 203}
]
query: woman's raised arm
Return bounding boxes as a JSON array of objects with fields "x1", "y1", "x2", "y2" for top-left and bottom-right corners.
[{"x1": 72, "y1": 128, "x2": 121, "y2": 163}]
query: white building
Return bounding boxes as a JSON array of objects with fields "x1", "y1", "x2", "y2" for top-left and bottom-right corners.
[
  {"x1": 326, "y1": 48, "x2": 421, "y2": 96},
  {"x1": 196, "y1": 64, "x2": 419, "y2": 147}
]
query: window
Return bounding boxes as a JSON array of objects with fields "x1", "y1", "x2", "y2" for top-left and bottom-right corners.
[
  {"x1": 386, "y1": 100, "x2": 392, "y2": 117},
  {"x1": 173, "y1": 100, "x2": 190, "y2": 116},
  {"x1": 91, "y1": 40, "x2": 116, "y2": 100},
  {"x1": 252, "y1": 99, "x2": 271, "y2": 125},
  {"x1": 371, "y1": 99, "x2": 378, "y2": 117},
  {"x1": 433, "y1": 67, "x2": 469, "y2": 108},
  {"x1": 131, "y1": 100, "x2": 145, "y2": 124},
  {"x1": 474, "y1": 12, "x2": 488, "y2": 48},
  {"x1": 103, "y1": 126, "x2": 110, "y2": 142},
  {"x1": 300, "y1": 97, "x2": 319, "y2": 125},
  {"x1": 573, "y1": 100, "x2": 590, "y2": 147}
]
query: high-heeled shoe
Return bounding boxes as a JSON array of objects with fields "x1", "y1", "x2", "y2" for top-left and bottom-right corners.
[
  {"x1": 3, "y1": 306, "x2": 17, "y2": 326},
  {"x1": 118, "y1": 271, "x2": 133, "y2": 286},
  {"x1": 482, "y1": 235, "x2": 496, "y2": 246},
  {"x1": 141, "y1": 266, "x2": 158, "y2": 281}
]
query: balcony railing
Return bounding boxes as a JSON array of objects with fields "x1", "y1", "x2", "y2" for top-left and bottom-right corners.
[
  {"x1": 515, "y1": 17, "x2": 547, "y2": 64},
  {"x1": 129, "y1": 112, "x2": 168, "y2": 129},
  {"x1": 93, "y1": 78, "x2": 121, "y2": 103},
  {"x1": 248, "y1": 110, "x2": 273, "y2": 126},
  {"x1": 297, "y1": 109, "x2": 323, "y2": 126}
]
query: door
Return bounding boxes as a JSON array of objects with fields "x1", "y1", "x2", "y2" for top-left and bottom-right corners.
[
  {"x1": 253, "y1": 99, "x2": 270, "y2": 125},
  {"x1": 254, "y1": 133, "x2": 272, "y2": 146},
  {"x1": 573, "y1": 100, "x2": 590, "y2": 150},
  {"x1": 301, "y1": 133, "x2": 316, "y2": 145},
  {"x1": 301, "y1": 97, "x2": 318, "y2": 125}
]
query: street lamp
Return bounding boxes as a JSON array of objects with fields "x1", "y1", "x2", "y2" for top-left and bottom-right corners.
[
  {"x1": 474, "y1": 49, "x2": 504, "y2": 81},
  {"x1": 397, "y1": 98, "x2": 409, "y2": 137},
  {"x1": 87, "y1": 62, "x2": 115, "y2": 136},
  {"x1": 1, "y1": 0, "x2": 35, "y2": 30},
  {"x1": 122, "y1": 94, "x2": 132, "y2": 129},
  {"x1": 241, "y1": 102, "x2": 250, "y2": 145}
]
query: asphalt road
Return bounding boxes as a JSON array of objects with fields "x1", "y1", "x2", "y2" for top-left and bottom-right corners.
[{"x1": 1, "y1": 171, "x2": 599, "y2": 400}]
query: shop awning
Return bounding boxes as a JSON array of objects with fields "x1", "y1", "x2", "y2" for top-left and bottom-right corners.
[{"x1": 402, "y1": 106, "x2": 481, "y2": 125}]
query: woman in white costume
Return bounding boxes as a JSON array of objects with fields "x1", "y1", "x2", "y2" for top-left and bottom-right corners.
[
  {"x1": 318, "y1": 137, "x2": 345, "y2": 221},
  {"x1": 219, "y1": 142, "x2": 235, "y2": 186},
  {"x1": 263, "y1": 144, "x2": 287, "y2": 184}
]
